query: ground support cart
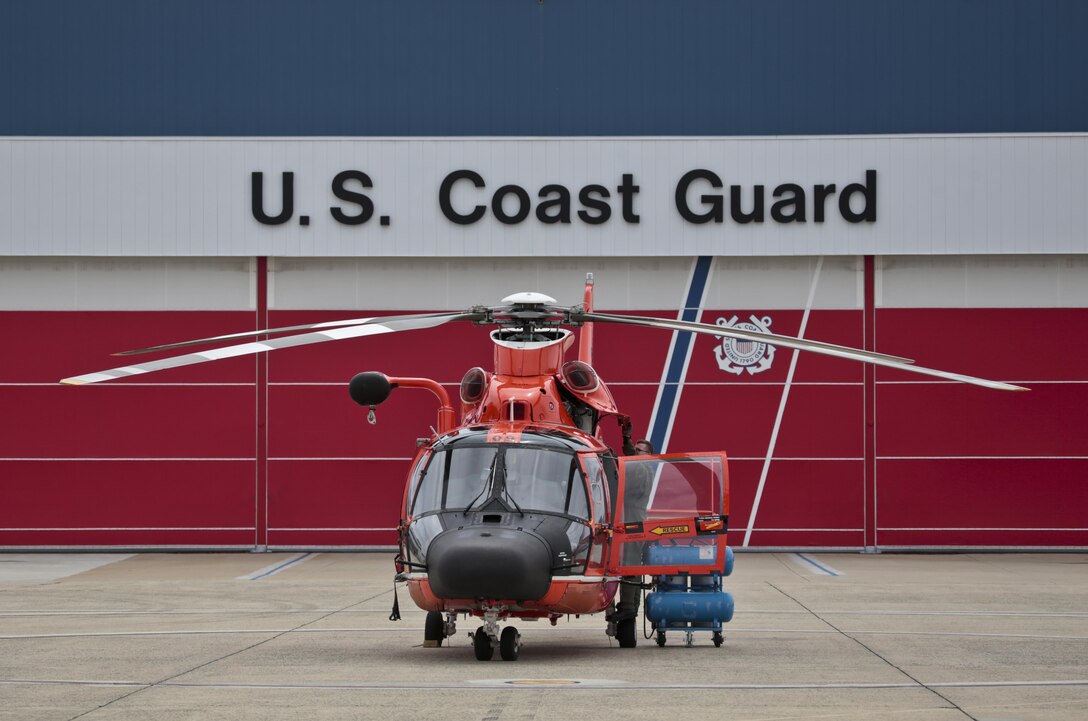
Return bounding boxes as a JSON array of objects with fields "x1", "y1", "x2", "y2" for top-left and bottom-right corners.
[{"x1": 644, "y1": 545, "x2": 734, "y2": 647}]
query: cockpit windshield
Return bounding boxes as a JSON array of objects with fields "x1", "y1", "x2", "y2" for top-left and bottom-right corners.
[{"x1": 410, "y1": 444, "x2": 589, "y2": 519}]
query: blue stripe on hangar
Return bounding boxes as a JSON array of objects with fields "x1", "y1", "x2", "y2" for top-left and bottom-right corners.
[{"x1": 648, "y1": 256, "x2": 713, "y2": 454}]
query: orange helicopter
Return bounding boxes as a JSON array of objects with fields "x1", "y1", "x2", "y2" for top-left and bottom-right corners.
[{"x1": 62, "y1": 274, "x2": 1025, "y2": 660}]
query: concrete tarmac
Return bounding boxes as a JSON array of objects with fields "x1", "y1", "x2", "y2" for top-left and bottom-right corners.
[{"x1": 1, "y1": 552, "x2": 1086, "y2": 721}]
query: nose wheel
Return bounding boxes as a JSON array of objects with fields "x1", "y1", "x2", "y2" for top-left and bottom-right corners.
[
  {"x1": 473, "y1": 625, "x2": 495, "y2": 661},
  {"x1": 499, "y1": 626, "x2": 521, "y2": 661},
  {"x1": 472, "y1": 624, "x2": 521, "y2": 661}
]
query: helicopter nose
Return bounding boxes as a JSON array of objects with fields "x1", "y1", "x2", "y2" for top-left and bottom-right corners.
[{"x1": 426, "y1": 526, "x2": 552, "y2": 601}]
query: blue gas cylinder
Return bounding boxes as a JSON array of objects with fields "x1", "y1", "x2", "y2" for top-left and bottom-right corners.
[
  {"x1": 646, "y1": 589, "x2": 734, "y2": 625},
  {"x1": 645, "y1": 544, "x2": 735, "y2": 628},
  {"x1": 645, "y1": 544, "x2": 733, "y2": 576}
]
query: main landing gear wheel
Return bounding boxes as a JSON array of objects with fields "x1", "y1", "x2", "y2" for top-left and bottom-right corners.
[
  {"x1": 424, "y1": 611, "x2": 445, "y2": 648},
  {"x1": 655, "y1": 632, "x2": 666, "y2": 647},
  {"x1": 500, "y1": 626, "x2": 521, "y2": 661},
  {"x1": 617, "y1": 617, "x2": 637, "y2": 648},
  {"x1": 713, "y1": 631, "x2": 724, "y2": 647},
  {"x1": 473, "y1": 626, "x2": 494, "y2": 661}
]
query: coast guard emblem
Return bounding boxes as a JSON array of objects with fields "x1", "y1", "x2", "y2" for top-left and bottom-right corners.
[{"x1": 714, "y1": 315, "x2": 775, "y2": 376}]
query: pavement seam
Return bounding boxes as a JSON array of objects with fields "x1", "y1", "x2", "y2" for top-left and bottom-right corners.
[
  {"x1": 8, "y1": 677, "x2": 1088, "y2": 691},
  {"x1": 768, "y1": 583, "x2": 981, "y2": 721},
  {"x1": 770, "y1": 552, "x2": 812, "y2": 582},
  {"x1": 62, "y1": 587, "x2": 392, "y2": 721}
]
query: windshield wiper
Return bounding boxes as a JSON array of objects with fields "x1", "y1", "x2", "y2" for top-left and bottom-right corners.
[
  {"x1": 462, "y1": 483, "x2": 489, "y2": 514},
  {"x1": 502, "y1": 483, "x2": 525, "y2": 516},
  {"x1": 463, "y1": 454, "x2": 498, "y2": 514}
]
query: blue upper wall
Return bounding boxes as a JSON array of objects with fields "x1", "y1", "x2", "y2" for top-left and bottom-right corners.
[{"x1": 2, "y1": 0, "x2": 1085, "y2": 136}]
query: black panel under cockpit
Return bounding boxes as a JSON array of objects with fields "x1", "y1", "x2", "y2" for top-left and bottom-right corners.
[
  {"x1": 427, "y1": 523, "x2": 553, "y2": 600},
  {"x1": 407, "y1": 510, "x2": 589, "y2": 590}
]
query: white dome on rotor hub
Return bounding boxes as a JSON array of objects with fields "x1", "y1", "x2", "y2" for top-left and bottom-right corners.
[{"x1": 502, "y1": 291, "x2": 557, "y2": 305}]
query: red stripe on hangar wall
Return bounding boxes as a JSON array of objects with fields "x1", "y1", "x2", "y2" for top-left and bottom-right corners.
[
  {"x1": 1, "y1": 311, "x2": 257, "y2": 548},
  {"x1": 1, "y1": 306, "x2": 1086, "y2": 549},
  {"x1": 872, "y1": 307, "x2": 1088, "y2": 548},
  {"x1": 0, "y1": 460, "x2": 256, "y2": 548}
]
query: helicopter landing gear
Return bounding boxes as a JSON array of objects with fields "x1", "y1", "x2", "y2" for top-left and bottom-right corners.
[
  {"x1": 471, "y1": 608, "x2": 522, "y2": 661},
  {"x1": 499, "y1": 626, "x2": 521, "y2": 661},
  {"x1": 606, "y1": 604, "x2": 639, "y2": 648},
  {"x1": 471, "y1": 625, "x2": 521, "y2": 661},
  {"x1": 424, "y1": 611, "x2": 457, "y2": 648},
  {"x1": 616, "y1": 616, "x2": 637, "y2": 648},
  {"x1": 424, "y1": 611, "x2": 444, "y2": 647},
  {"x1": 473, "y1": 625, "x2": 495, "y2": 661}
]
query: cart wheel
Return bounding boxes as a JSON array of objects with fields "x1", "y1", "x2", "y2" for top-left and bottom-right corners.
[
  {"x1": 473, "y1": 626, "x2": 494, "y2": 661},
  {"x1": 713, "y1": 631, "x2": 724, "y2": 647},
  {"x1": 499, "y1": 626, "x2": 521, "y2": 661},
  {"x1": 655, "y1": 631, "x2": 666, "y2": 647},
  {"x1": 423, "y1": 611, "x2": 445, "y2": 647},
  {"x1": 617, "y1": 617, "x2": 637, "y2": 648}
]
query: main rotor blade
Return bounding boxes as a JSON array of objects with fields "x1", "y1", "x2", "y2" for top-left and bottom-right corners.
[
  {"x1": 575, "y1": 311, "x2": 913, "y2": 364},
  {"x1": 61, "y1": 312, "x2": 478, "y2": 386},
  {"x1": 114, "y1": 311, "x2": 479, "y2": 356},
  {"x1": 858, "y1": 356, "x2": 1029, "y2": 392},
  {"x1": 575, "y1": 311, "x2": 1027, "y2": 392}
]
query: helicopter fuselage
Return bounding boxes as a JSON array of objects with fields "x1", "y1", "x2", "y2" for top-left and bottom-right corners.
[
  {"x1": 378, "y1": 328, "x2": 731, "y2": 626},
  {"x1": 398, "y1": 424, "x2": 622, "y2": 620}
]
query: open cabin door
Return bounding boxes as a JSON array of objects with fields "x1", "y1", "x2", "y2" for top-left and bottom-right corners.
[{"x1": 608, "y1": 452, "x2": 729, "y2": 576}]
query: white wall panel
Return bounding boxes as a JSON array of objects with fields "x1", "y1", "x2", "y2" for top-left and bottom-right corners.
[
  {"x1": 267, "y1": 256, "x2": 863, "y2": 311},
  {"x1": 269, "y1": 257, "x2": 697, "y2": 311},
  {"x1": 877, "y1": 255, "x2": 1088, "y2": 308},
  {"x1": 0, "y1": 257, "x2": 255, "y2": 310},
  {"x1": 1058, "y1": 257, "x2": 1088, "y2": 306},
  {"x1": 708, "y1": 256, "x2": 862, "y2": 310},
  {"x1": 3, "y1": 136, "x2": 1086, "y2": 258}
]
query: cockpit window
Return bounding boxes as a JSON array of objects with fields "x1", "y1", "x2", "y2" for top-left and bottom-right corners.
[
  {"x1": 505, "y1": 448, "x2": 583, "y2": 515},
  {"x1": 444, "y1": 446, "x2": 497, "y2": 509},
  {"x1": 404, "y1": 452, "x2": 429, "y2": 515},
  {"x1": 409, "y1": 443, "x2": 590, "y2": 520},
  {"x1": 411, "y1": 446, "x2": 496, "y2": 515},
  {"x1": 581, "y1": 454, "x2": 609, "y2": 524},
  {"x1": 410, "y1": 451, "x2": 443, "y2": 515}
]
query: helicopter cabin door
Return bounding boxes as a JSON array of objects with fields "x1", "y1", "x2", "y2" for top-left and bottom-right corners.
[{"x1": 608, "y1": 452, "x2": 730, "y2": 576}]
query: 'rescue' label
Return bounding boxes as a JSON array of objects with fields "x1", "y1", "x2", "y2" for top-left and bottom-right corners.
[{"x1": 650, "y1": 524, "x2": 690, "y2": 536}]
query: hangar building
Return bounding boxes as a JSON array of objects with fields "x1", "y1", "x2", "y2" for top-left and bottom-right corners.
[{"x1": 2, "y1": 1, "x2": 1086, "y2": 550}]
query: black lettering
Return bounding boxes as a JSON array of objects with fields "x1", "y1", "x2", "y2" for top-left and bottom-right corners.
[
  {"x1": 813, "y1": 184, "x2": 836, "y2": 222},
  {"x1": 730, "y1": 185, "x2": 765, "y2": 223},
  {"x1": 536, "y1": 184, "x2": 571, "y2": 224},
  {"x1": 492, "y1": 184, "x2": 531, "y2": 224},
  {"x1": 675, "y1": 169, "x2": 723, "y2": 223},
  {"x1": 617, "y1": 173, "x2": 640, "y2": 223},
  {"x1": 439, "y1": 170, "x2": 486, "y2": 225},
  {"x1": 251, "y1": 171, "x2": 294, "y2": 225},
  {"x1": 330, "y1": 170, "x2": 374, "y2": 225},
  {"x1": 577, "y1": 185, "x2": 611, "y2": 224},
  {"x1": 771, "y1": 183, "x2": 806, "y2": 223},
  {"x1": 839, "y1": 170, "x2": 877, "y2": 223}
]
